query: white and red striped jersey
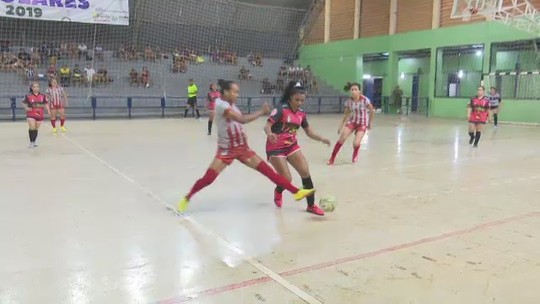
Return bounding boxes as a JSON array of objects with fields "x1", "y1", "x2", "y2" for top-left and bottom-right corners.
[
  {"x1": 45, "y1": 86, "x2": 65, "y2": 107},
  {"x1": 346, "y1": 96, "x2": 371, "y2": 125},
  {"x1": 215, "y1": 98, "x2": 248, "y2": 149}
]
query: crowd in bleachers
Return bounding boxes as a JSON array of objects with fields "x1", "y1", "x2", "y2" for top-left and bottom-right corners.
[
  {"x1": 260, "y1": 64, "x2": 318, "y2": 95},
  {"x1": 1, "y1": 41, "x2": 266, "y2": 90}
]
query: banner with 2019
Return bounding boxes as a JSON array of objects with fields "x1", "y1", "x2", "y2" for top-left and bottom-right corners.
[{"x1": 0, "y1": 0, "x2": 129, "y2": 25}]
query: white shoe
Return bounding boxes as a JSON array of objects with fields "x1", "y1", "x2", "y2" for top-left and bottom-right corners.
[{"x1": 28, "y1": 142, "x2": 35, "y2": 148}]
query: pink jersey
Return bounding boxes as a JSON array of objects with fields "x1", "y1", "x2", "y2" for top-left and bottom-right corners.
[
  {"x1": 207, "y1": 90, "x2": 221, "y2": 110},
  {"x1": 346, "y1": 96, "x2": 371, "y2": 125},
  {"x1": 214, "y1": 98, "x2": 248, "y2": 149},
  {"x1": 468, "y1": 96, "x2": 490, "y2": 123},
  {"x1": 45, "y1": 86, "x2": 65, "y2": 107}
]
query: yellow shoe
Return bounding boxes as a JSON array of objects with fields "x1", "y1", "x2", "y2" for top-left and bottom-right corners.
[
  {"x1": 52, "y1": 127, "x2": 57, "y2": 133},
  {"x1": 293, "y1": 188, "x2": 316, "y2": 201},
  {"x1": 177, "y1": 197, "x2": 190, "y2": 213},
  {"x1": 61, "y1": 126, "x2": 67, "y2": 133}
]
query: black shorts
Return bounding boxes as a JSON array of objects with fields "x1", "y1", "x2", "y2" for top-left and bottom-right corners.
[
  {"x1": 187, "y1": 97, "x2": 197, "y2": 106},
  {"x1": 490, "y1": 106, "x2": 498, "y2": 110}
]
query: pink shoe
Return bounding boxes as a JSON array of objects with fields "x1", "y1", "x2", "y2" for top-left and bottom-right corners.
[
  {"x1": 274, "y1": 190, "x2": 283, "y2": 208},
  {"x1": 352, "y1": 155, "x2": 359, "y2": 163},
  {"x1": 327, "y1": 158, "x2": 335, "y2": 166},
  {"x1": 307, "y1": 205, "x2": 325, "y2": 216}
]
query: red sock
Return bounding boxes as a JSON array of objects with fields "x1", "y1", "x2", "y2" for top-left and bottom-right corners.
[
  {"x1": 256, "y1": 161, "x2": 299, "y2": 193},
  {"x1": 51, "y1": 120, "x2": 56, "y2": 128},
  {"x1": 186, "y1": 168, "x2": 219, "y2": 200},
  {"x1": 330, "y1": 142, "x2": 343, "y2": 160},
  {"x1": 352, "y1": 145, "x2": 360, "y2": 161},
  {"x1": 60, "y1": 119, "x2": 65, "y2": 127}
]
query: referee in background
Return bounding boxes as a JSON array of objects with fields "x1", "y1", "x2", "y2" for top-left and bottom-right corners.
[{"x1": 184, "y1": 79, "x2": 200, "y2": 118}]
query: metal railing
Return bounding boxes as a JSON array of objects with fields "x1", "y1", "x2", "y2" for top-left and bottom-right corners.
[{"x1": 0, "y1": 95, "x2": 430, "y2": 121}]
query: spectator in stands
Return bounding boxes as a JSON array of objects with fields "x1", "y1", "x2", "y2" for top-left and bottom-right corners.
[
  {"x1": 247, "y1": 51, "x2": 255, "y2": 66},
  {"x1": 78, "y1": 42, "x2": 88, "y2": 60},
  {"x1": 129, "y1": 68, "x2": 139, "y2": 87},
  {"x1": 30, "y1": 49, "x2": 41, "y2": 66},
  {"x1": 96, "y1": 65, "x2": 108, "y2": 85},
  {"x1": 84, "y1": 64, "x2": 95, "y2": 86},
  {"x1": 144, "y1": 44, "x2": 156, "y2": 62},
  {"x1": 140, "y1": 67, "x2": 150, "y2": 88},
  {"x1": 95, "y1": 44, "x2": 104, "y2": 61},
  {"x1": 72, "y1": 64, "x2": 82, "y2": 87},
  {"x1": 60, "y1": 41, "x2": 68, "y2": 58},
  {"x1": 18, "y1": 48, "x2": 30, "y2": 65},
  {"x1": 255, "y1": 53, "x2": 263, "y2": 67},
  {"x1": 239, "y1": 66, "x2": 252, "y2": 80},
  {"x1": 25, "y1": 64, "x2": 38, "y2": 83},
  {"x1": 59, "y1": 64, "x2": 71, "y2": 87}
]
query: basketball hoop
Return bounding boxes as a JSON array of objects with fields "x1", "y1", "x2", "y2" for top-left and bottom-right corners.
[{"x1": 462, "y1": 6, "x2": 479, "y2": 21}]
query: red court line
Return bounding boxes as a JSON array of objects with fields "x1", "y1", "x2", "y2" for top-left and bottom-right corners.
[{"x1": 157, "y1": 211, "x2": 540, "y2": 304}]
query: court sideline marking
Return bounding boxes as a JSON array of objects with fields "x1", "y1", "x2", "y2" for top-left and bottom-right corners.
[{"x1": 61, "y1": 134, "x2": 323, "y2": 304}]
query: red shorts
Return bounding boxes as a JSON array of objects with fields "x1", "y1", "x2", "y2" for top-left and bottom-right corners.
[
  {"x1": 26, "y1": 110, "x2": 44, "y2": 122},
  {"x1": 345, "y1": 121, "x2": 367, "y2": 133},
  {"x1": 216, "y1": 145, "x2": 257, "y2": 165},
  {"x1": 207, "y1": 102, "x2": 215, "y2": 111},
  {"x1": 50, "y1": 104, "x2": 64, "y2": 110},
  {"x1": 266, "y1": 144, "x2": 301, "y2": 160}
]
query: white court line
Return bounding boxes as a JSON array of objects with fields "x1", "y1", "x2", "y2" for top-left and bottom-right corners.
[{"x1": 61, "y1": 134, "x2": 322, "y2": 304}]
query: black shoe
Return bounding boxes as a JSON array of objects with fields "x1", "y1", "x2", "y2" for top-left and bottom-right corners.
[
  {"x1": 473, "y1": 144, "x2": 478, "y2": 148},
  {"x1": 469, "y1": 137, "x2": 474, "y2": 145}
]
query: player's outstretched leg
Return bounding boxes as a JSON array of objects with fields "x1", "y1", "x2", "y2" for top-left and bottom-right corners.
[{"x1": 177, "y1": 158, "x2": 228, "y2": 212}]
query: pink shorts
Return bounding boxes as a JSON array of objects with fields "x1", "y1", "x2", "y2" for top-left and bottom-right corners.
[
  {"x1": 266, "y1": 144, "x2": 301, "y2": 160},
  {"x1": 216, "y1": 145, "x2": 256, "y2": 165},
  {"x1": 50, "y1": 104, "x2": 64, "y2": 110},
  {"x1": 345, "y1": 121, "x2": 367, "y2": 133},
  {"x1": 207, "y1": 102, "x2": 215, "y2": 111}
]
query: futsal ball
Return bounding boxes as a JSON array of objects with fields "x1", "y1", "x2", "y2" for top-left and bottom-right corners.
[{"x1": 319, "y1": 196, "x2": 337, "y2": 212}]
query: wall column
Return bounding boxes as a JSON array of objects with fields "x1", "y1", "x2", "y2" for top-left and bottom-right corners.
[
  {"x1": 481, "y1": 43, "x2": 492, "y2": 87},
  {"x1": 324, "y1": 0, "x2": 331, "y2": 43},
  {"x1": 432, "y1": 0, "x2": 441, "y2": 29},
  {"x1": 353, "y1": 0, "x2": 361, "y2": 39},
  {"x1": 428, "y1": 47, "x2": 438, "y2": 116},
  {"x1": 389, "y1": 0, "x2": 398, "y2": 34},
  {"x1": 384, "y1": 52, "x2": 399, "y2": 97}
]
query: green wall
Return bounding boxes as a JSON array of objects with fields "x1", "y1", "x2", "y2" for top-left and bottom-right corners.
[{"x1": 300, "y1": 21, "x2": 539, "y2": 124}]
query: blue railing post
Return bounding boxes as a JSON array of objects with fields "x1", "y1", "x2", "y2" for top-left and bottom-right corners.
[
  {"x1": 338, "y1": 97, "x2": 343, "y2": 113},
  {"x1": 127, "y1": 97, "x2": 132, "y2": 119},
  {"x1": 10, "y1": 96, "x2": 16, "y2": 121},
  {"x1": 272, "y1": 97, "x2": 277, "y2": 107},
  {"x1": 247, "y1": 97, "x2": 252, "y2": 114},
  {"x1": 317, "y1": 97, "x2": 322, "y2": 114},
  {"x1": 91, "y1": 97, "x2": 97, "y2": 120},
  {"x1": 161, "y1": 97, "x2": 166, "y2": 118}
]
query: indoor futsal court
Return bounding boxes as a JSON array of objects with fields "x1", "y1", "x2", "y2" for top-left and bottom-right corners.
[{"x1": 1, "y1": 115, "x2": 539, "y2": 303}]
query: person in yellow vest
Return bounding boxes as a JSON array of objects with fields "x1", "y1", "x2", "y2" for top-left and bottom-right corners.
[
  {"x1": 185, "y1": 79, "x2": 200, "y2": 118},
  {"x1": 59, "y1": 64, "x2": 71, "y2": 87}
]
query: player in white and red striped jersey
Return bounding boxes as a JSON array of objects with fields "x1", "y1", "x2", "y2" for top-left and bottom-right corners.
[
  {"x1": 45, "y1": 78, "x2": 69, "y2": 133},
  {"x1": 177, "y1": 79, "x2": 316, "y2": 213},
  {"x1": 328, "y1": 83, "x2": 375, "y2": 165}
]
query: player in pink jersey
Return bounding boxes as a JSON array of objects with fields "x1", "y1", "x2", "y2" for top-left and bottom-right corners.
[
  {"x1": 265, "y1": 82, "x2": 330, "y2": 216},
  {"x1": 177, "y1": 79, "x2": 316, "y2": 213},
  {"x1": 45, "y1": 78, "x2": 69, "y2": 133},
  {"x1": 467, "y1": 86, "x2": 490, "y2": 148},
  {"x1": 206, "y1": 83, "x2": 221, "y2": 135},
  {"x1": 22, "y1": 82, "x2": 50, "y2": 148},
  {"x1": 328, "y1": 83, "x2": 375, "y2": 165}
]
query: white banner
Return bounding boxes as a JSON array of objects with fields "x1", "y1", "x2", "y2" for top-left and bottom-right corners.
[{"x1": 0, "y1": 0, "x2": 129, "y2": 25}]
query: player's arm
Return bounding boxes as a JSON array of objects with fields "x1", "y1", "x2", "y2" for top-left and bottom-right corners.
[
  {"x1": 44, "y1": 96, "x2": 51, "y2": 116},
  {"x1": 367, "y1": 103, "x2": 375, "y2": 129},
  {"x1": 339, "y1": 106, "x2": 350, "y2": 130},
  {"x1": 467, "y1": 99, "x2": 472, "y2": 117},
  {"x1": 264, "y1": 106, "x2": 283, "y2": 137},
  {"x1": 63, "y1": 90, "x2": 69, "y2": 107},
  {"x1": 304, "y1": 123, "x2": 331, "y2": 146},
  {"x1": 21, "y1": 96, "x2": 30, "y2": 111},
  {"x1": 224, "y1": 103, "x2": 270, "y2": 124}
]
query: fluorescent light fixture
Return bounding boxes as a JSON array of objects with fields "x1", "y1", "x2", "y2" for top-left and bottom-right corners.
[
  {"x1": 382, "y1": 52, "x2": 389, "y2": 56},
  {"x1": 458, "y1": 70, "x2": 464, "y2": 78},
  {"x1": 400, "y1": 73, "x2": 405, "y2": 79},
  {"x1": 363, "y1": 74, "x2": 372, "y2": 79},
  {"x1": 476, "y1": 50, "x2": 482, "y2": 56}
]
